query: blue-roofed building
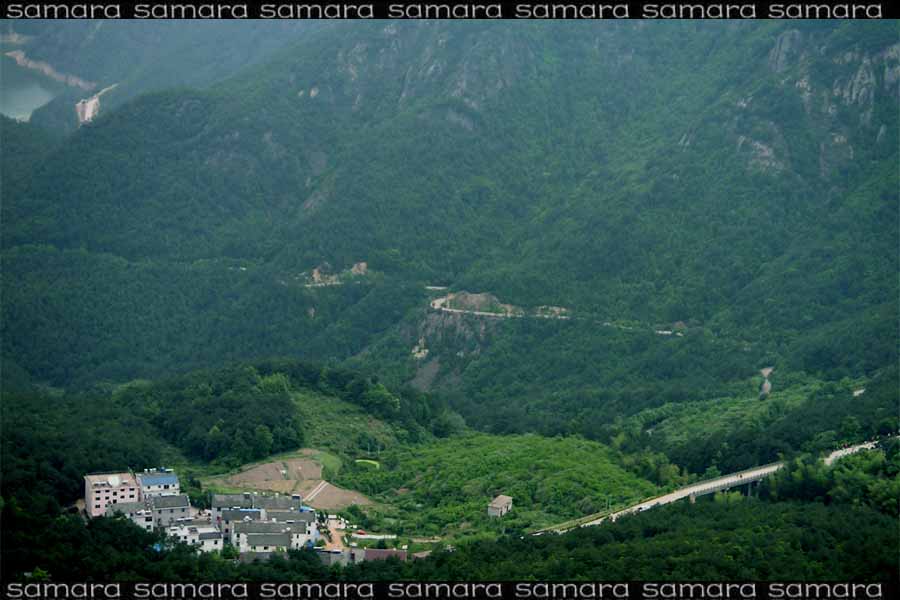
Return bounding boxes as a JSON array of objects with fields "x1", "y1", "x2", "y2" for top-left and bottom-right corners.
[{"x1": 137, "y1": 468, "x2": 180, "y2": 498}]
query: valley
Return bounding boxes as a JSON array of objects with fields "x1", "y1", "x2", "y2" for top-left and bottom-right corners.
[
  {"x1": 0, "y1": 53, "x2": 66, "y2": 121},
  {"x1": 0, "y1": 18, "x2": 897, "y2": 586}
]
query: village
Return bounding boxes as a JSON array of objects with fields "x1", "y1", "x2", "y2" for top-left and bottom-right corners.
[{"x1": 84, "y1": 467, "x2": 514, "y2": 565}]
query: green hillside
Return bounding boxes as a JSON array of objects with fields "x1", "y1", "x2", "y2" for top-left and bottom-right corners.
[
  {"x1": 336, "y1": 433, "x2": 661, "y2": 538},
  {"x1": 3, "y1": 22, "x2": 895, "y2": 402}
]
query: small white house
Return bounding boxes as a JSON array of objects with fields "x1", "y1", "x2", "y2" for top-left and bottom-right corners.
[{"x1": 167, "y1": 520, "x2": 223, "y2": 553}]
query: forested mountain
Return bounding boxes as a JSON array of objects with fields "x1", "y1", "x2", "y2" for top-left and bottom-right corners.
[
  {"x1": 1, "y1": 20, "x2": 898, "y2": 585},
  {"x1": 2, "y1": 20, "x2": 897, "y2": 460}
]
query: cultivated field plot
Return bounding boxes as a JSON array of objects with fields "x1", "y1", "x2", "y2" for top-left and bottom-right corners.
[
  {"x1": 203, "y1": 449, "x2": 370, "y2": 509},
  {"x1": 303, "y1": 481, "x2": 371, "y2": 510}
]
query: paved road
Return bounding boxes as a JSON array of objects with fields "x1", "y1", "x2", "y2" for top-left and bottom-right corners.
[
  {"x1": 323, "y1": 518, "x2": 347, "y2": 551},
  {"x1": 579, "y1": 462, "x2": 783, "y2": 529},
  {"x1": 823, "y1": 440, "x2": 880, "y2": 465},
  {"x1": 537, "y1": 438, "x2": 892, "y2": 535}
]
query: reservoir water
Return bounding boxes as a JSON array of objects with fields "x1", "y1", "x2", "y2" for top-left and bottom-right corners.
[{"x1": 0, "y1": 53, "x2": 64, "y2": 121}]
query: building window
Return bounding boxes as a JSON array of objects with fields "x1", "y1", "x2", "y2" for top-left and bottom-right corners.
[{"x1": 94, "y1": 504, "x2": 100, "y2": 509}]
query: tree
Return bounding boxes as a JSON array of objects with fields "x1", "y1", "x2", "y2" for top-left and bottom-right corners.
[
  {"x1": 252, "y1": 425, "x2": 274, "y2": 459},
  {"x1": 204, "y1": 423, "x2": 228, "y2": 460},
  {"x1": 362, "y1": 384, "x2": 401, "y2": 417}
]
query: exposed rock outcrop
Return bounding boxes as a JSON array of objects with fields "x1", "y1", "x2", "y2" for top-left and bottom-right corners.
[{"x1": 768, "y1": 30, "x2": 802, "y2": 73}]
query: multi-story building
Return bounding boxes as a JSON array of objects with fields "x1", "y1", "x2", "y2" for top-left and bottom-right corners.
[
  {"x1": 137, "y1": 469, "x2": 180, "y2": 497},
  {"x1": 106, "y1": 501, "x2": 154, "y2": 531},
  {"x1": 149, "y1": 494, "x2": 191, "y2": 528},
  {"x1": 84, "y1": 472, "x2": 140, "y2": 518}
]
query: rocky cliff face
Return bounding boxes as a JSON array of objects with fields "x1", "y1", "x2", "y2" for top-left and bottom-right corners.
[{"x1": 724, "y1": 28, "x2": 898, "y2": 181}]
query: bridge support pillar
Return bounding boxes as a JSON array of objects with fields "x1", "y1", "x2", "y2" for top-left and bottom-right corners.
[{"x1": 689, "y1": 493, "x2": 696, "y2": 504}]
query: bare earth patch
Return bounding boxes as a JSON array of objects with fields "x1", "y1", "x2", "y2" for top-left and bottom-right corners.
[
  {"x1": 224, "y1": 462, "x2": 285, "y2": 488},
  {"x1": 284, "y1": 458, "x2": 322, "y2": 480},
  {"x1": 205, "y1": 449, "x2": 371, "y2": 510},
  {"x1": 305, "y1": 482, "x2": 371, "y2": 510},
  {"x1": 295, "y1": 479, "x2": 326, "y2": 496}
]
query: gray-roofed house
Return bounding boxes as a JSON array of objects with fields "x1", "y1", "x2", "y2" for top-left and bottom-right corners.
[
  {"x1": 219, "y1": 508, "x2": 263, "y2": 537},
  {"x1": 243, "y1": 533, "x2": 291, "y2": 555},
  {"x1": 211, "y1": 492, "x2": 303, "y2": 521},
  {"x1": 211, "y1": 493, "x2": 255, "y2": 529},
  {"x1": 232, "y1": 518, "x2": 316, "y2": 552},
  {"x1": 197, "y1": 531, "x2": 224, "y2": 553},
  {"x1": 106, "y1": 501, "x2": 154, "y2": 531},
  {"x1": 150, "y1": 494, "x2": 191, "y2": 527},
  {"x1": 265, "y1": 509, "x2": 315, "y2": 527},
  {"x1": 269, "y1": 509, "x2": 317, "y2": 543},
  {"x1": 254, "y1": 495, "x2": 303, "y2": 513},
  {"x1": 211, "y1": 493, "x2": 254, "y2": 521}
]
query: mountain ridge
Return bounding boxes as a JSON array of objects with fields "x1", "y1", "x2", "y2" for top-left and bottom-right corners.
[{"x1": 2, "y1": 21, "x2": 896, "y2": 435}]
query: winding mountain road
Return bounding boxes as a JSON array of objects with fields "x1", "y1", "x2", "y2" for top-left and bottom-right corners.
[
  {"x1": 536, "y1": 438, "x2": 891, "y2": 535},
  {"x1": 579, "y1": 462, "x2": 783, "y2": 529}
]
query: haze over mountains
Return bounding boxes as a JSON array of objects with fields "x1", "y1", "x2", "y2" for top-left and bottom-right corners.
[
  {"x1": 2, "y1": 18, "x2": 899, "y2": 584},
  {"x1": 1, "y1": 20, "x2": 317, "y2": 130},
  {"x1": 2, "y1": 19, "x2": 897, "y2": 433}
]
